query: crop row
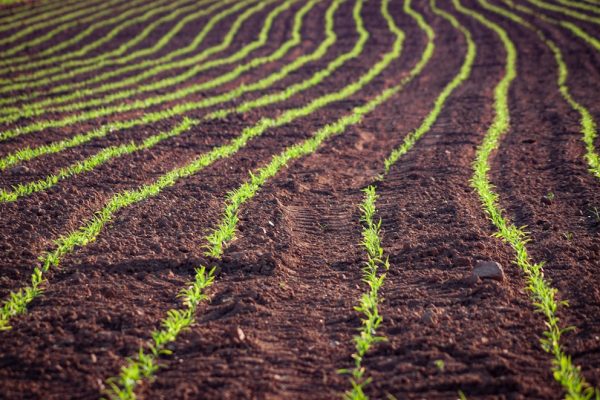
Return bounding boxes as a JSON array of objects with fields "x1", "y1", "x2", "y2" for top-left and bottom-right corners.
[
  {"x1": 0, "y1": 0, "x2": 599, "y2": 399},
  {"x1": 456, "y1": 0, "x2": 598, "y2": 397},
  {"x1": 0, "y1": 0, "x2": 199, "y2": 73}
]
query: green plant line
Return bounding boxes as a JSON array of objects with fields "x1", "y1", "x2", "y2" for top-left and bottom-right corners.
[
  {"x1": 501, "y1": 0, "x2": 600, "y2": 52},
  {"x1": 340, "y1": 0, "x2": 476, "y2": 397},
  {"x1": 0, "y1": 0, "x2": 275, "y2": 128},
  {"x1": 0, "y1": 0, "x2": 230, "y2": 92},
  {"x1": 480, "y1": 2, "x2": 600, "y2": 177},
  {"x1": 203, "y1": 0, "x2": 410, "y2": 258},
  {"x1": 0, "y1": 0, "x2": 336, "y2": 202},
  {"x1": 454, "y1": 0, "x2": 599, "y2": 398},
  {"x1": 104, "y1": 266, "x2": 216, "y2": 400},
  {"x1": 525, "y1": 0, "x2": 600, "y2": 25},
  {"x1": 0, "y1": 0, "x2": 170, "y2": 68},
  {"x1": 552, "y1": 0, "x2": 600, "y2": 14},
  {"x1": 0, "y1": 120, "x2": 193, "y2": 202},
  {"x1": 102, "y1": 1, "x2": 417, "y2": 395},
  {"x1": 0, "y1": 0, "x2": 200, "y2": 75},
  {"x1": 0, "y1": 0, "x2": 258, "y2": 104},
  {"x1": 341, "y1": 186, "x2": 389, "y2": 400},
  {"x1": 0, "y1": 0, "x2": 101, "y2": 35},
  {"x1": 0, "y1": 0, "x2": 81, "y2": 30},
  {"x1": 0, "y1": 0, "x2": 366, "y2": 170},
  {"x1": 0, "y1": 0, "x2": 397, "y2": 330},
  {"x1": 0, "y1": 0, "x2": 140, "y2": 57},
  {"x1": 0, "y1": 0, "x2": 300, "y2": 124}
]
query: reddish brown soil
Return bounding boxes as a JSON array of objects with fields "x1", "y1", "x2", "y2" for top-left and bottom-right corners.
[{"x1": 0, "y1": 0, "x2": 599, "y2": 399}]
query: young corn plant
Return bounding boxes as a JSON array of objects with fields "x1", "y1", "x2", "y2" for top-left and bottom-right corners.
[{"x1": 105, "y1": 267, "x2": 216, "y2": 400}]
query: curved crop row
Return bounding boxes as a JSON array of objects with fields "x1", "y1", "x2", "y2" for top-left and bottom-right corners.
[
  {"x1": 480, "y1": 2, "x2": 600, "y2": 176},
  {"x1": 0, "y1": 0, "x2": 379, "y2": 330},
  {"x1": 6, "y1": 0, "x2": 301, "y2": 121},
  {"x1": 0, "y1": 0, "x2": 228, "y2": 90},
  {"x1": 343, "y1": 185, "x2": 389, "y2": 400},
  {"x1": 0, "y1": 0, "x2": 200, "y2": 74},
  {"x1": 0, "y1": 0, "x2": 276, "y2": 130},
  {"x1": 501, "y1": 0, "x2": 600, "y2": 53},
  {"x1": 0, "y1": 0, "x2": 365, "y2": 171},
  {"x1": 0, "y1": 0, "x2": 258, "y2": 103},
  {"x1": 0, "y1": 0, "x2": 104, "y2": 37},
  {"x1": 340, "y1": 1, "x2": 475, "y2": 397},
  {"x1": 454, "y1": 0, "x2": 599, "y2": 398},
  {"x1": 0, "y1": 0, "x2": 336, "y2": 202},
  {"x1": 104, "y1": 266, "x2": 216, "y2": 400},
  {"x1": 525, "y1": 0, "x2": 600, "y2": 25},
  {"x1": 0, "y1": 0, "x2": 139, "y2": 57}
]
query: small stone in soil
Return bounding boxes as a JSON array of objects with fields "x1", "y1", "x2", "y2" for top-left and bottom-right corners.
[{"x1": 471, "y1": 260, "x2": 505, "y2": 282}]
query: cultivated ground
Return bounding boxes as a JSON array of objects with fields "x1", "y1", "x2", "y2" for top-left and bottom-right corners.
[{"x1": 0, "y1": 0, "x2": 599, "y2": 399}]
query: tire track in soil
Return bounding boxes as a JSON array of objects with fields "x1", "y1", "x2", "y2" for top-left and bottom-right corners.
[
  {"x1": 140, "y1": 3, "x2": 454, "y2": 399},
  {"x1": 473, "y1": 0, "x2": 600, "y2": 389},
  {"x1": 0, "y1": 0, "x2": 327, "y2": 299},
  {"x1": 0, "y1": 2, "x2": 400, "y2": 397},
  {"x1": 365, "y1": 1, "x2": 561, "y2": 398}
]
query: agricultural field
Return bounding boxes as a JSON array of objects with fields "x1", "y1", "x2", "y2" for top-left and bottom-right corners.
[{"x1": 0, "y1": 0, "x2": 599, "y2": 398}]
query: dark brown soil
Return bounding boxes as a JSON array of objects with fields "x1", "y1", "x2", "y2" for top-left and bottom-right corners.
[{"x1": 0, "y1": 0, "x2": 599, "y2": 399}]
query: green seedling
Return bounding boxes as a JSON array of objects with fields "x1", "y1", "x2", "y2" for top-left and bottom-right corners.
[
  {"x1": 590, "y1": 207, "x2": 600, "y2": 223},
  {"x1": 434, "y1": 359, "x2": 445, "y2": 371},
  {"x1": 563, "y1": 231, "x2": 574, "y2": 241}
]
